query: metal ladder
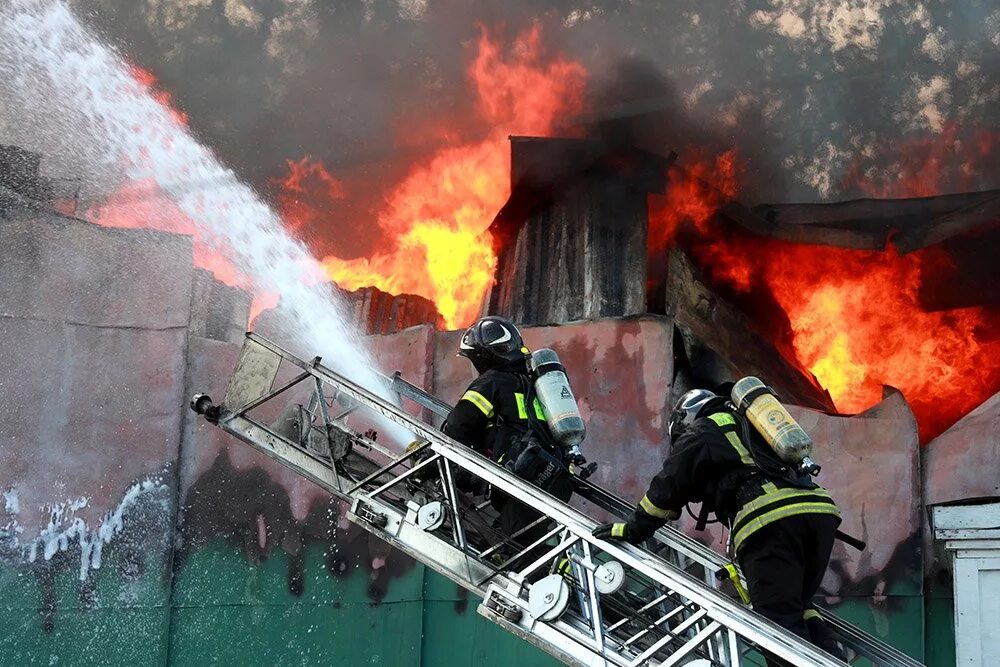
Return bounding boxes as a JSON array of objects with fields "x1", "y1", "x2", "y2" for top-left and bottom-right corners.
[{"x1": 190, "y1": 333, "x2": 923, "y2": 667}]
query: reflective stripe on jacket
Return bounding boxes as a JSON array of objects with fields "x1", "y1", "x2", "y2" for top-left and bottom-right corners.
[{"x1": 625, "y1": 399, "x2": 840, "y2": 550}]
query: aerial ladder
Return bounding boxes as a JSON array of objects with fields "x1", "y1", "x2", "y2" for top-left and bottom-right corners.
[{"x1": 190, "y1": 333, "x2": 924, "y2": 667}]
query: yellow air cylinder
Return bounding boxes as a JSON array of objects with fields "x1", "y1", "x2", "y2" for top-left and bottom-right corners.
[{"x1": 731, "y1": 377, "x2": 812, "y2": 465}]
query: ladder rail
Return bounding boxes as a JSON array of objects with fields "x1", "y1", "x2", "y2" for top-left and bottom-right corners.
[
  {"x1": 194, "y1": 333, "x2": 921, "y2": 667},
  {"x1": 238, "y1": 334, "x2": 847, "y2": 666},
  {"x1": 382, "y1": 347, "x2": 924, "y2": 667}
]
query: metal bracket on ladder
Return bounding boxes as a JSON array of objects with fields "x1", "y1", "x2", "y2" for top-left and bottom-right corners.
[{"x1": 190, "y1": 333, "x2": 924, "y2": 667}]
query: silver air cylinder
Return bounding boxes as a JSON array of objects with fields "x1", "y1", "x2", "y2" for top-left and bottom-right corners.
[{"x1": 530, "y1": 349, "x2": 585, "y2": 449}]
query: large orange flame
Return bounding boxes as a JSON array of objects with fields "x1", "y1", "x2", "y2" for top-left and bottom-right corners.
[
  {"x1": 283, "y1": 26, "x2": 586, "y2": 329},
  {"x1": 659, "y1": 138, "x2": 999, "y2": 442},
  {"x1": 765, "y1": 243, "x2": 999, "y2": 441}
]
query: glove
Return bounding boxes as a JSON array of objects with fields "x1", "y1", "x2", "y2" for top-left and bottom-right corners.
[
  {"x1": 565, "y1": 445, "x2": 587, "y2": 467},
  {"x1": 592, "y1": 522, "x2": 643, "y2": 545}
]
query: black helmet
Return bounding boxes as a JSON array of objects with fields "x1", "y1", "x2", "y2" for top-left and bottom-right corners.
[
  {"x1": 668, "y1": 388, "x2": 717, "y2": 438},
  {"x1": 458, "y1": 316, "x2": 528, "y2": 372}
]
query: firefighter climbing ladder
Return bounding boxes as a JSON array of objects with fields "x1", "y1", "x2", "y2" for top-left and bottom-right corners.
[{"x1": 190, "y1": 333, "x2": 923, "y2": 667}]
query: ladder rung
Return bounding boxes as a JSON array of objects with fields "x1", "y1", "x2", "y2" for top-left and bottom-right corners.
[{"x1": 195, "y1": 333, "x2": 925, "y2": 667}]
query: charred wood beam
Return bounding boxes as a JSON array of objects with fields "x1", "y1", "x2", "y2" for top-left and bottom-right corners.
[
  {"x1": 894, "y1": 192, "x2": 1000, "y2": 253},
  {"x1": 721, "y1": 200, "x2": 885, "y2": 250},
  {"x1": 665, "y1": 248, "x2": 834, "y2": 411},
  {"x1": 753, "y1": 190, "x2": 1000, "y2": 226}
]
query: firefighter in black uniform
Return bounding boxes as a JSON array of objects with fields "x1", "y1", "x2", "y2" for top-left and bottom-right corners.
[
  {"x1": 593, "y1": 388, "x2": 846, "y2": 662},
  {"x1": 442, "y1": 316, "x2": 578, "y2": 554}
]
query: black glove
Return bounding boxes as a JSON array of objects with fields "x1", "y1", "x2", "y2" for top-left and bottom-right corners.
[
  {"x1": 592, "y1": 522, "x2": 643, "y2": 545},
  {"x1": 565, "y1": 446, "x2": 586, "y2": 467}
]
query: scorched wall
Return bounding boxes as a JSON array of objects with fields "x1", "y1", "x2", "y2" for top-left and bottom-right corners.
[{"x1": 2, "y1": 203, "x2": 987, "y2": 665}]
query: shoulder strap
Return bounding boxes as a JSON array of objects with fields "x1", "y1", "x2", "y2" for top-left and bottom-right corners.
[
  {"x1": 733, "y1": 411, "x2": 816, "y2": 489},
  {"x1": 695, "y1": 502, "x2": 712, "y2": 531}
]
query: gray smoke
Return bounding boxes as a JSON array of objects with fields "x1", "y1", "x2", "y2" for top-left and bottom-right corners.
[{"x1": 8, "y1": 0, "x2": 998, "y2": 259}]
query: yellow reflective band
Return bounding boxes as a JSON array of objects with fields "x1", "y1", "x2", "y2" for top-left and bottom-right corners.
[
  {"x1": 724, "y1": 563, "x2": 751, "y2": 605},
  {"x1": 514, "y1": 393, "x2": 528, "y2": 419},
  {"x1": 461, "y1": 390, "x2": 494, "y2": 418},
  {"x1": 724, "y1": 431, "x2": 755, "y2": 465},
  {"x1": 706, "y1": 413, "x2": 754, "y2": 464},
  {"x1": 762, "y1": 482, "x2": 779, "y2": 494},
  {"x1": 803, "y1": 609, "x2": 821, "y2": 622},
  {"x1": 733, "y1": 503, "x2": 842, "y2": 552},
  {"x1": 735, "y1": 486, "x2": 834, "y2": 520},
  {"x1": 611, "y1": 524, "x2": 627, "y2": 538},
  {"x1": 532, "y1": 398, "x2": 546, "y2": 420},
  {"x1": 707, "y1": 413, "x2": 736, "y2": 427},
  {"x1": 640, "y1": 495, "x2": 679, "y2": 520}
]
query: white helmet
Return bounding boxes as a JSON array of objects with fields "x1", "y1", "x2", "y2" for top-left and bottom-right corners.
[{"x1": 668, "y1": 389, "x2": 717, "y2": 437}]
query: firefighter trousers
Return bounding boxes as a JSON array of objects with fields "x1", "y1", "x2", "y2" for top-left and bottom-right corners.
[{"x1": 738, "y1": 513, "x2": 847, "y2": 664}]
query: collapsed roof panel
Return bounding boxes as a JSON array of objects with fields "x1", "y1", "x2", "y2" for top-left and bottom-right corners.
[{"x1": 665, "y1": 248, "x2": 834, "y2": 411}]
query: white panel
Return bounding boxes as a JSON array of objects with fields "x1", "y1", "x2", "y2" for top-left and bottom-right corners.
[{"x1": 978, "y1": 565, "x2": 1000, "y2": 665}]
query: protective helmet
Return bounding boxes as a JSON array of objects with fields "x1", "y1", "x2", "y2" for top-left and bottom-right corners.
[
  {"x1": 458, "y1": 316, "x2": 529, "y2": 372},
  {"x1": 668, "y1": 388, "x2": 717, "y2": 438}
]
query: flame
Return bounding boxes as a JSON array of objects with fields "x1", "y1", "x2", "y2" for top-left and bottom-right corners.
[
  {"x1": 661, "y1": 139, "x2": 999, "y2": 441},
  {"x1": 88, "y1": 65, "x2": 242, "y2": 283},
  {"x1": 275, "y1": 156, "x2": 346, "y2": 236},
  {"x1": 647, "y1": 151, "x2": 746, "y2": 293},
  {"x1": 842, "y1": 123, "x2": 998, "y2": 197},
  {"x1": 287, "y1": 26, "x2": 586, "y2": 329},
  {"x1": 86, "y1": 178, "x2": 248, "y2": 288},
  {"x1": 765, "y1": 243, "x2": 999, "y2": 441},
  {"x1": 649, "y1": 150, "x2": 738, "y2": 247},
  {"x1": 127, "y1": 65, "x2": 189, "y2": 127}
]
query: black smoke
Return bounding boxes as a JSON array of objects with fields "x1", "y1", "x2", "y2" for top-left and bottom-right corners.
[{"x1": 58, "y1": 0, "x2": 1000, "y2": 260}]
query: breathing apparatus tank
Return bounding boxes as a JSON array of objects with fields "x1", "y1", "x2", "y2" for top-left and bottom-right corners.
[
  {"x1": 530, "y1": 349, "x2": 585, "y2": 459},
  {"x1": 731, "y1": 376, "x2": 820, "y2": 476}
]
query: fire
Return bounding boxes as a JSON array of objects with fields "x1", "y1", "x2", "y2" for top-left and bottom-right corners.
[
  {"x1": 286, "y1": 26, "x2": 587, "y2": 328},
  {"x1": 842, "y1": 123, "x2": 998, "y2": 197},
  {"x1": 89, "y1": 64, "x2": 242, "y2": 284},
  {"x1": 127, "y1": 65, "x2": 189, "y2": 127},
  {"x1": 647, "y1": 151, "x2": 745, "y2": 295},
  {"x1": 764, "y1": 243, "x2": 999, "y2": 441},
  {"x1": 86, "y1": 178, "x2": 247, "y2": 288},
  {"x1": 648, "y1": 150, "x2": 738, "y2": 250},
  {"x1": 654, "y1": 143, "x2": 999, "y2": 441},
  {"x1": 275, "y1": 156, "x2": 346, "y2": 236}
]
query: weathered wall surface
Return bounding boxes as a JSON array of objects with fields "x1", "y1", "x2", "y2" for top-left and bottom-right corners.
[
  {"x1": 0, "y1": 213, "x2": 191, "y2": 664},
  {"x1": 920, "y1": 390, "x2": 1000, "y2": 667},
  {"x1": 0, "y1": 208, "x2": 974, "y2": 665}
]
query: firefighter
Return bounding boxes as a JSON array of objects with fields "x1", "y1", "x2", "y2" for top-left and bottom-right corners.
[
  {"x1": 592, "y1": 388, "x2": 846, "y2": 662},
  {"x1": 441, "y1": 316, "x2": 578, "y2": 555}
]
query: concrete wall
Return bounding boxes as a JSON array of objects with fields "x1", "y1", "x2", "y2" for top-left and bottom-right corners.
[
  {"x1": 0, "y1": 211, "x2": 191, "y2": 663},
  {"x1": 0, "y1": 207, "x2": 978, "y2": 665}
]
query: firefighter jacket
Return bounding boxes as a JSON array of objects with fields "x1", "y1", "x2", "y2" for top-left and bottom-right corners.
[
  {"x1": 442, "y1": 368, "x2": 549, "y2": 463},
  {"x1": 626, "y1": 399, "x2": 841, "y2": 554}
]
